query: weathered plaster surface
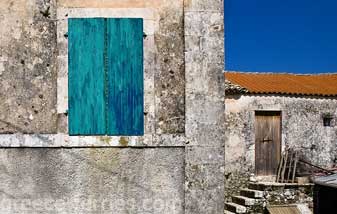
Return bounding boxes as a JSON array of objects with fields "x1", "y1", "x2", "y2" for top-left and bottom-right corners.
[
  {"x1": 0, "y1": 133, "x2": 188, "y2": 147},
  {"x1": 225, "y1": 94, "x2": 337, "y2": 198},
  {"x1": 154, "y1": 1, "x2": 185, "y2": 134},
  {"x1": 58, "y1": 0, "x2": 180, "y2": 9},
  {"x1": 0, "y1": 0, "x2": 57, "y2": 133},
  {"x1": 0, "y1": 148, "x2": 184, "y2": 213},
  {"x1": 184, "y1": 0, "x2": 225, "y2": 213},
  {"x1": 0, "y1": 0, "x2": 225, "y2": 213}
]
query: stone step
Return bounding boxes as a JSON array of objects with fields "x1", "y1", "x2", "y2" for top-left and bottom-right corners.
[
  {"x1": 225, "y1": 202, "x2": 247, "y2": 213},
  {"x1": 232, "y1": 195, "x2": 256, "y2": 206},
  {"x1": 248, "y1": 182, "x2": 284, "y2": 191},
  {"x1": 240, "y1": 188, "x2": 264, "y2": 199},
  {"x1": 224, "y1": 210, "x2": 235, "y2": 214},
  {"x1": 248, "y1": 182, "x2": 314, "y2": 191}
]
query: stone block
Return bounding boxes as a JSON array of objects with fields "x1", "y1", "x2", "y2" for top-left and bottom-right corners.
[
  {"x1": 184, "y1": 0, "x2": 224, "y2": 12},
  {"x1": 185, "y1": 188, "x2": 224, "y2": 214},
  {"x1": 185, "y1": 11, "x2": 224, "y2": 37}
]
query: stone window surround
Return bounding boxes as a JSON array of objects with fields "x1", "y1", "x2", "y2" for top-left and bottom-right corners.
[{"x1": 0, "y1": 8, "x2": 186, "y2": 147}]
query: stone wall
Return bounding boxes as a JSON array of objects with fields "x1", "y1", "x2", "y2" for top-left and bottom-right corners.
[
  {"x1": 225, "y1": 94, "x2": 337, "y2": 197},
  {"x1": 0, "y1": 0, "x2": 225, "y2": 213},
  {"x1": 184, "y1": 0, "x2": 225, "y2": 213},
  {"x1": 0, "y1": 0, "x2": 57, "y2": 133},
  {"x1": 0, "y1": 148, "x2": 185, "y2": 213}
]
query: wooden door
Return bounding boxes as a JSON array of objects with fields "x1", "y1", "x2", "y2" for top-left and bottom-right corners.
[{"x1": 255, "y1": 111, "x2": 281, "y2": 176}]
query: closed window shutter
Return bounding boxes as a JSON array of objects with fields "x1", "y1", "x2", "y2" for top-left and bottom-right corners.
[
  {"x1": 68, "y1": 18, "x2": 106, "y2": 135},
  {"x1": 68, "y1": 18, "x2": 144, "y2": 136},
  {"x1": 107, "y1": 18, "x2": 144, "y2": 135}
]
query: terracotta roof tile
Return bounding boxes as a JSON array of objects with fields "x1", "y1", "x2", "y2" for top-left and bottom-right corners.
[{"x1": 225, "y1": 72, "x2": 337, "y2": 96}]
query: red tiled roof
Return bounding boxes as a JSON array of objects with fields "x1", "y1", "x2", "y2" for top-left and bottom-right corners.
[{"x1": 225, "y1": 72, "x2": 337, "y2": 96}]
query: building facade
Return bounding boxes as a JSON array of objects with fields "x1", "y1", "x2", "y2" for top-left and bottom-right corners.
[
  {"x1": 0, "y1": 0, "x2": 225, "y2": 213},
  {"x1": 225, "y1": 72, "x2": 337, "y2": 199}
]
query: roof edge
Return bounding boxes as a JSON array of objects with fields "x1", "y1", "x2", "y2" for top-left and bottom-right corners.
[
  {"x1": 225, "y1": 70, "x2": 337, "y2": 76},
  {"x1": 224, "y1": 79, "x2": 249, "y2": 95}
]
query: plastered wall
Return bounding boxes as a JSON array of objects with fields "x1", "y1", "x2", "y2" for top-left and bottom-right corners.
[
  {"x1": 224, "y1": 94, "x2": 337, "y2": 199},
  {"x1": 0, "y1": 0, "x2": 225, "y2": 213}
]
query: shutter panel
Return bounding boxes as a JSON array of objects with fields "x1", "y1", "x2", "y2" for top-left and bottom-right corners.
[
  {"x1": 68, "y1": 18, "x2": 106, "y2": 135},
  {"x1": 106, "y1": 18, "x2": 144, "y2": 135}
]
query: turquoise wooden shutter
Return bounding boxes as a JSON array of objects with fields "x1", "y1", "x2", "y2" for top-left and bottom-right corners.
[
  {"x1": 107, "y1": 18, "x2": 144, "y2": 135},
  {"x1": 68, "y1": 18, "x2": 106, "y2": 135},
  {"x1": 68, "y1": 18, "x2": 143, "y2": 136}
]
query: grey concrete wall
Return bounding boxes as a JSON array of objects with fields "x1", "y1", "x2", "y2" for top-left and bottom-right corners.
[
  {"x1": 0, "y1": 0, "x2": 225, "y2": 213},
  {"x1": 224, "y1": 94, "x2": 337, "y2": 198},
  {"x1": 0, "y1": 148, "x2": 184, "y2": 213}
]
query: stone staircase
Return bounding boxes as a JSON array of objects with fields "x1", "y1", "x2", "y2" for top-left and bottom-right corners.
[
  {"x1": 224, "y1": 181, "x2": 314, "y2": 213},
  {"x1": 224, "y1": 185, "x2": 264, "y2": 214}
]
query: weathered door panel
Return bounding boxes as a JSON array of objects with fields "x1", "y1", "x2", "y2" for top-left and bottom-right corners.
[{"x1": 255, "y1": 112, "x2": 281, "y2": 175}]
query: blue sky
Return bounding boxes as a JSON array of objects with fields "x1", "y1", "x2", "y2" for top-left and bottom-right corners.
[{"x1": 225, "y1": 0, "x2": 337, "y2": 73}]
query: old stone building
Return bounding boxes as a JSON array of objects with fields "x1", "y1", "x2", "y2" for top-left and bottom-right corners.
[
  {"x1": 0, "y1": 0, "x2": 224, "y2": 213},
  {"x1": 224, "y1": 71, "x2": 337, "y2": 211}
]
